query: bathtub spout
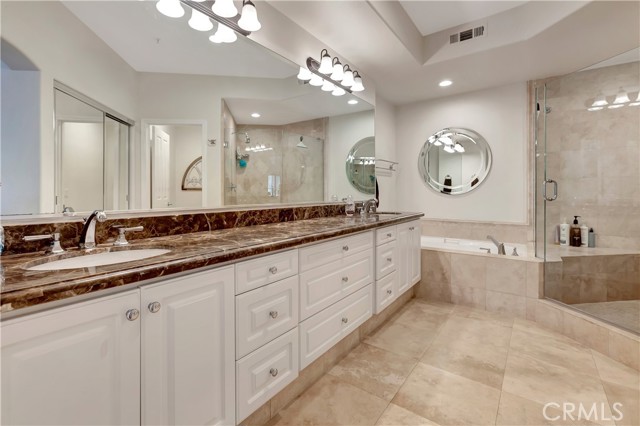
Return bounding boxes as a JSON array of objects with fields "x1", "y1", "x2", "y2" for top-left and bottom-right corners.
[{"x1": 487, "y1": 235, "x2": 506, "y2": 255}]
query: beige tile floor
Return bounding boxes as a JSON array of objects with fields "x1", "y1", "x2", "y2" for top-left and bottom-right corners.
[{"x1": 268, "y1": 299, "x2": 639, "y2": 426}]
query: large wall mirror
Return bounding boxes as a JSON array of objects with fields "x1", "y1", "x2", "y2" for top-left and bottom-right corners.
[
  {"x1": 418, "y1": 128, "x2": 492, "y2": 195},
  {"x1": 0, "y1": 0, "x2": 374, "y2": 218}
]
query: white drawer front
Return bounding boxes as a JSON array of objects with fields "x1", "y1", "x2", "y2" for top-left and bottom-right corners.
[
  {"x1": 236, "y1": 329, "x2": 299, "y2": 423},
  {"x1": 299, "y1": 232, "x2": 373, "y2": 272},
  {"x1": 299, "y1": 248, "x2": 373, "y2": 320},
  {"x1": 376, "y1": 225, "x2": 397, "y2": 246},
  {"x1": 236, "y1": 250, "x2": 298, "y2": 294},
  {"x1": 375, "y1": 270, "x2": 398, "y2": 314},
  {"x1": 299, "y1": 285, "x2": 373, "y2": 369},
  {"x1": 236, "y1": 275, "x2": 299, "y2": 359},
  {"x1": 376, "y1": 240, "x2": 398, "y2": 279}
]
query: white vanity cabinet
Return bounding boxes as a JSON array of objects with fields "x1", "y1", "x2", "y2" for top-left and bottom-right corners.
[
  {"x1": 397, "y1": 220, "x2": 421, "y2": 294},
  {"x1": 141, "y1": 266, "x2": 235, "y2": 426},
  {"x1": 1, "y1": 291, "x2": 142, "y2": 426},
  {"x1": 1, "y1": 266, "x2": 236, "y2": 426}
]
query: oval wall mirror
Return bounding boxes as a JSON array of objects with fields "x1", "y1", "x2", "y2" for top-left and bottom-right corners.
[
  {"x1": 418, "y1": 128, "x2": 492, "y2": 195},
  {"x1": 346, "y1": 136, "x2": 375, "y2": 194}
]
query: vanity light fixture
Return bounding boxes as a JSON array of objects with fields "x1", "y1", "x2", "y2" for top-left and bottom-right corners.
[
  {"x1": 439, "y1": 79, "x2": 453, "y2": 87},
  {"x1": 612, "y1": 88, "x2": 630, "y2": 105},
  {"x1": 607, "y1": 104, "x2": 624, "y2": 109},
  {"x1": 454, "y1": 142, "x2": 465, "y2": 153},
  {"x1": 587, "y1": 106, "x2": 604, "y2": 112},
  {"x1": 443, "y1": 144, "x2": 455, "y2": 153},
  {"x1": 592, "y1": 94, "x2": 608, "y2": 107},
  {"x1": 157, "y1": 0, "x2": 262, "y2": 44},
  {"x1": 299, "y1": 50, "x2": 364, "y2": 96},
  {"x1": 629, "y1": 91, "x2": 640, "y2": 106}
]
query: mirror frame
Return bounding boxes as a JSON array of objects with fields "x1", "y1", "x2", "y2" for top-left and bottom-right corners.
[{"x1": 418, "y1": 127, "x2": 492, "y2": 195}]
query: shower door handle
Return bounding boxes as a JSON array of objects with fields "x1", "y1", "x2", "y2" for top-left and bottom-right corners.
[{"x1": 543, "y1": 179, "x2": 558, "y2": 201}]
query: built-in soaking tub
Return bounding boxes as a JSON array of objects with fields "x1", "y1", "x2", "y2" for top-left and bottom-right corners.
[{"x1": 420, "y1": 236, "x2": 528, "y2": 257}]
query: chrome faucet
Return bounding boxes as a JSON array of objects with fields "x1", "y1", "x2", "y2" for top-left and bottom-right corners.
[
  {"x1": 487, "y1": 235, "x2": 506, "y2": 255},
  {"x1": 361, "y1": 199, "x2": 377, "y2": 216},
  {"x1": 79, "y1": 210, "x2": 107, "y2": 249}
]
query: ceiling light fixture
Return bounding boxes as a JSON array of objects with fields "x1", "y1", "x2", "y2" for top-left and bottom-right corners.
[
  {"x1": 347, "y1": 99, "x2": 359, "y2": 105},
  {"x1": 439, "y1": 79, "x2": 453, "y2": 87},
  {"x1": 300, "y1": 50, "x2": 364, "y2": 97},
  {"x1": 251, "y1": 112, "x2": 261, "y2": 118},
  {"x1": 157, "y1": 0, "x2": 262, "y2": 44}
]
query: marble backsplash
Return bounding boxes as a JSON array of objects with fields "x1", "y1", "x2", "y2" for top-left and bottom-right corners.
[{"x1": 1, "y1": 204, "x2": 345, "y2": 255}]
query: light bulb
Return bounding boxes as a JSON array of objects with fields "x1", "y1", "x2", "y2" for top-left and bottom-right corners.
[
  {"x1": 330, "y1": 58, "x2": 344, "y2": 81},
  {"x1": 629, "y1": 91, "x2": 640, "y2": 106},
  {"x1": 439, "y1": 135, "x2": 453, "y2": 146},
  {"x1": 587, "y1": 106, "x2": 603, "y2": 112},
  {"x1": 433, "y1": 139, "x2": 442, "y2": 146},
  {"x1": 427, "y1": 136, "x2": 436, "y2": 144},
  {"x1": 209, "y1": 24, "x2": 237, "y2": 43},
  {"x1": 297, "y1": 67, "x2": 312, "y2": 81},
  {"x1": 613, "y1": 88, "x2": 630, "y2": 104},
  {"x1": 592, "y1": 94, "x2": 608, "y2": 107},
  {"x1": 212, "y1": 0, "x2": 237, "y2": 18},
  {"x1": 332, "y1": 87, "x2": 346, "y2": 96},
  {"x1": 342, "y1": 66, "x2": 354, "y2": 87},
  {"x1": 351, "y1": 72, "x2": 364, "y2": 92},
  {"x1": 318, "y1": 50, "x2": 333, "y2": 74},
  {"x1": 321, "y1": 80, "x2": 335, "y2": 92},
  {"x1": 309, "y1": 74, "x2": 323, "y2": 86},
  {"x1": 443, "y1": 145, "x2": 455, "y2": 153},
  {"x1": 238, "y1": 0, "x2": 261, "y2": 31},
  {"x1": 156, "y1": 0, "x2": 184, "y2": 18},
  {"x1": 454, "y1": 143, "x2": 465, "y2": 153},
  {"x1": 188, "y1": 9, "x2": 213, "y2": 31},
  {"x1": 607, "y1": 104, "x2": 624, "y2": 109}
]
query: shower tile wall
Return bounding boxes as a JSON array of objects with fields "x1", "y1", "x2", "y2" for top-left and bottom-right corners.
[
  {"x1": 233, "y1": 118, "x2": 325, "y2": 205},
  {"x1": 542, "y1": 61, "x2": 640, "y2": 250}
]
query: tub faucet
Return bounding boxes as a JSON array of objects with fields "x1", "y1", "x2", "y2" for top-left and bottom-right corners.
[
  {"x1": 487, "y1": 235, "x2": 506, "y2": 255},
  {"x1": 361, "y1": 199, "x2": 377, "y2": 216},
  {"x1": 79, "y1": 210, "x2": 107, "y2": 249}
]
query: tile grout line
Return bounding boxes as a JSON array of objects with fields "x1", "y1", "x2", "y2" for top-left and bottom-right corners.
[{"x1": 494, "y1": 317, "x2": 516, "y2": 425}]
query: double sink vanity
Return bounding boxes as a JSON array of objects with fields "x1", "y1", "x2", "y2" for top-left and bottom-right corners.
[{"x1": 0, "y1": 206, "x2": 422, "y2": 425}]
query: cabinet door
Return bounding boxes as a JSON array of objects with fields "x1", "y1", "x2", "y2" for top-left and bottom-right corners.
[
  {"x1": 409, "y1": 222, "x2": 422, "y2": 285},
  {"x1": 396, "y1": 223, "x2": 411, "y2": 295},
  {"x1": 1, "y1": 291, "x2": 141, "y2": 426},
  {"x1": 142, "y1": 266, "x2": 235, "y2": 426}
]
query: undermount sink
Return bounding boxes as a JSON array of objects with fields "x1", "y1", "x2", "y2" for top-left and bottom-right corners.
[{"x1": 26, "y1": 249, "x2": 171, "y2": 271}]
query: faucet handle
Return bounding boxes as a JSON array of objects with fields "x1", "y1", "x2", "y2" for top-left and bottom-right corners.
[
  {"x1": 113, "y1": 225, "x2": 144, "y2": 246},
  {"x1": 23, "y1": 233, "x2": 65, "y2": 254}
]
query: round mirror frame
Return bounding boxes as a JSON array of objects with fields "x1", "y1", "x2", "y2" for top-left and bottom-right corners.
[
  {"x1": 418, "y1": 127, "x2": 492, "y2": 195},
  {"x1": 345, "y1": 136, "x2": 375, "y2": 194}
]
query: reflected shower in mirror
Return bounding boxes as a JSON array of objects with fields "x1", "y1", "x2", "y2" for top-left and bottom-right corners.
[{"x1": 418, "y1": 128, "x2": 492, "y2": 195}]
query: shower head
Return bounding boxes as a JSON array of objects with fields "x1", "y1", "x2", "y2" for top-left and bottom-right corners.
[{"x1": 296, "y1": 135, "x2": 308, "y2": 149}]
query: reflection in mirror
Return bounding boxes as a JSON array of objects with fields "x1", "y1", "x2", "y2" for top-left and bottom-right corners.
[
  {"x1": 346, "y1": 137, "x2": 375, "y2": 195},
  {"x1": 418, "y1": 128, "x2": 492, "y2": 195},
  {"x1": 55, "y1": 88, "x2": 131, "y2": 213},
  {"x1": 0, "y1": 0, "x2": 374, "y2": 218}
]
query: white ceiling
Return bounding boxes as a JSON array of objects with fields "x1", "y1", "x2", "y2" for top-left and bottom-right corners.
[{"x1": 398, "y1": 1, "x2": 527, "y2": 36}]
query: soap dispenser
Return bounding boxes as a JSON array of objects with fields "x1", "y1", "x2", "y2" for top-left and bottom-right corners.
[
  {"x1": 570, "y1": 216, "x2": 582, "y2": 247},
  {"x1": 559, "y1": 217, "x2": 569, "y2": 246}
]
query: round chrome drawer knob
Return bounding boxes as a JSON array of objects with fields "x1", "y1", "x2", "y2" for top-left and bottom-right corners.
[
  {"x1": 125, "y1": 309, "x2": 140, "y2": 321},
  {"x1": 148, "y1": 302, "x2": 161, "y2": 313},
  {"x1": 342, "y1": 276, "x2": 349, "y2": 282},
  {"x1": 269, "y1": 311, "x2": 279, "y2": 319},
  {"x1": 387, "y1": 257, "x2": 392, "y2": 262},
  {"x1": 269, "y1": 266, "x2": 278, "y2": 274},
  {"x1": 342, "y1": 317, "x2": 349, "y2": 324},
  {"x1": 342, "y1": 245, "x2": 349, "y2": 251},
  {"x1": 386, "y1": 233, "x2": 392, "y2": 237},
  {"x1": 269, "y1": 368, "x2": 278, "y2": 377},
  {"x1": 387, "y1": 289, "x2": 393, "y2": 295}
]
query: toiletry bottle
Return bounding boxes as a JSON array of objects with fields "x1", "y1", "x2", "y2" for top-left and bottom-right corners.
[
  {"x1": 570, "y1": 215, "x2": 581, "y2": 247},
  {"x1": 580, "y1": 223, "x2": 588, "y2": 247},
  {"x1": 588, "y1": 228, "x2": 596, "y2": 248},
  {"x1": 345, "y1": 195, "x2": 355, "y2": 217},
  {"x1": 559, "y1": 217, "x2": 569, "y2": 246}
]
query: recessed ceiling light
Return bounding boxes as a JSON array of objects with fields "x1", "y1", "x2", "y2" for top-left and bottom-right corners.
[
  {"x1": 439, "y1": 80, "x2": 453, "y2": 87},
  {"x1": 348, "y1": 99, "x2": 358, "y2": 105},
  {"x1": 251, "y1": 112, "x2": 261, "y2": 118}
]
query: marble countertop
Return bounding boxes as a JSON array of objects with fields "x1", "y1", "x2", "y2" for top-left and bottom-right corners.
[{"x1": 0, "y1": 213, "x2": 422, "y2": 314}]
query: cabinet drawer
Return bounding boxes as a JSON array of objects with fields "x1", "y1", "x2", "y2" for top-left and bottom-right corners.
[
  {"x1": 376, "y1": 225, "x2": 396, "y2": 246},
  {"x1": 299, "y1": 285, "x2": 373, "y2": 369},
  {"x1": 300, "y1": 248, "x2": 373, "y2": 320},
  {"x1": 376, "y1": 240, "x2": 398, "y2": 279},
  {"x1": 236, "y1": 276, "x2": 299, "y2": 359},
  {"x1": 299, "y1": 232, "x2": 373, "y2": 272},
  {"x1": 236, "y1": 249, "x2": 298, "y2": 294},
  {"x1": 236, "y1": 329, "x2": 298, "y2": 423},
  {"x1": 375, "y1": 270, "x2": 397, "y2": 314}
]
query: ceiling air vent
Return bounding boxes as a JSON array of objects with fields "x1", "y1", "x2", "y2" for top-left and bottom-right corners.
[{"x1": 449, "y1": 24, "x2": 487, "y2": 44}]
